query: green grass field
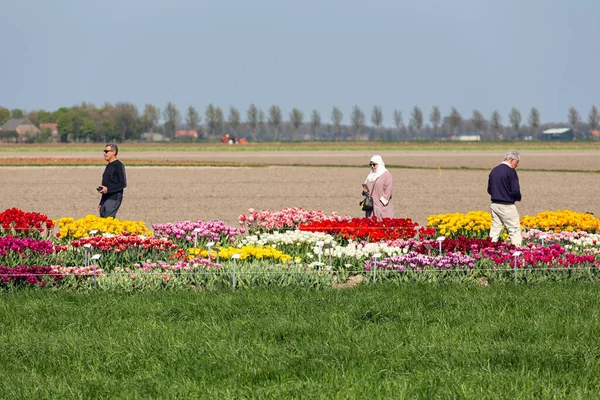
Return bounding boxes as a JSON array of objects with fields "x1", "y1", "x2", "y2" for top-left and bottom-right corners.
[{"x1": 2, "y1": 283, "x2": 600, "y2": 398}]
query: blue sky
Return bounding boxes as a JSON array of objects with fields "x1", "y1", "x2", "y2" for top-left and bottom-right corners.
[{"x1": 1, "y1": 0, "x2": 598, "y2": 124}]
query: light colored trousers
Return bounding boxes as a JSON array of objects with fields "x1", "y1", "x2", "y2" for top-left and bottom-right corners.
[{"x1": 489, "y1": 203, "x2": 522, "y2": 246}]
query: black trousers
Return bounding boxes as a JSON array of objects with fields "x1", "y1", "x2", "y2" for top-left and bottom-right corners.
[{"x1": 100, "y1": 193, "x2": 123, "y2": 218}]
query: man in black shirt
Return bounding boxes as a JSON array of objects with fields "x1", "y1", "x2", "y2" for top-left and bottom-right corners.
[
  {"x1": 487, "y1": 150, "x2": 522, "y2": 246},
  {"x1": 98, "y1": 143, "x2": 127, "y2": 218}
]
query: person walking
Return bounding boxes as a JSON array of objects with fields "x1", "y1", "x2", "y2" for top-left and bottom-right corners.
[
  {"x1": 98, "y1": 143, "x2": 127, "y2": 218},
  {"x1": 488, "y1": 150, "x2": 522, "y2": 246},
  {"x1": 362, "y1": 155, "x2": 394, "y2": 220}
]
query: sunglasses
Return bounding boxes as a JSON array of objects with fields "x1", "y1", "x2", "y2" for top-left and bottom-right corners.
[
  {"x1": 103, "y1": 150, "x2": 112, "y2": 154},
  {"x1": 369, "y1": 163, "x2": 377, "y2": 166}
]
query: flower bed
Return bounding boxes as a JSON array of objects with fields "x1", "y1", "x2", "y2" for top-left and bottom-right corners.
[
  {"x1": 239, "y1": 207, "x2": 351, "y2": 233},
  {"x1": 427, "y1": 211, "x2": 492, "y2": 239},
  {"x1": 57, "y1": 215, "x2": 152, "y2": 239},
  {"x1": 1, "y1": 207, "x2": 600, "y2": 289},
  {"x1": 0, "y1": 208, "x2": 55, "y2": 238},
  {"x1": 0, "y1": 265, "x2": 64, "y2": 287},
  {"x1": 299, "y1": 216, "x2": 428, "y2": 242},
  {"x1": 188, "y1": 245, "x2": 292, "y2": 263},
  {"x1": 521, "y1": 210, "x2": 600, "y2": 233},
  {"x1": 152, "y1": 220, "x2": 243, "y2": 246},
  {"x1": 70, "y1": 234, "x2": 175, "y2": 252}
]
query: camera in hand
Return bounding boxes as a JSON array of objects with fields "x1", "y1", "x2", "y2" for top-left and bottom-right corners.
[{"x1": 96, "y1": 186, "x2": 103, "y2": 192}]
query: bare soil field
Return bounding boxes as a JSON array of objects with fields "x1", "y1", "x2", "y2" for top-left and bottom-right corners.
[
  {"x1": 2, "y1": 149, "x2": 600, "y2": 170},
  {"x1": 1, "y1": 149, "x2": 598, "y2": 228}
]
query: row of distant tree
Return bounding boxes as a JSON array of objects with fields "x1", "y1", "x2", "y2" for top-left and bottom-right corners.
[{"x1": 1, "y1": 103, "x2": 599, "y2": 143}]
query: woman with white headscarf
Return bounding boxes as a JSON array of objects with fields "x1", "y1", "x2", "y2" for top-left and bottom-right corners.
[{"x1": 361, "y1": 155, "x2": 394, "y2": 220}]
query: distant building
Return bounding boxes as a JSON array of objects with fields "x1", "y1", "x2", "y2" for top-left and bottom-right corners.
[
  {"x1": 175, "y1": 130, "x2": 199, "y2": 139},
  {"x1": 450, "y1": 134, "x2": 481, "y2": 141},
  {"x1": 40, "y1": 123, "x2": 58, "y2": 133},
  {"x1": 39, "y1": 123, "x2": 59, "y2": 141},
  {"x1": 141, "y1": 132, "x2": 168, "y2": 141},
  {"x1": 0, "y1": 119, "x2": 40, "y2": 142},
  {"x1": 542, "y1": 128, "x2": 574, "y2": 140}
]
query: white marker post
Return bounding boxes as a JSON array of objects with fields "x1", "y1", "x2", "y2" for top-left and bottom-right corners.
[
  {"x1": 231, "y1": 253, "x2": 241, "y2": 290},
  {"x1": 512, "y1": 251, "x2": 522, "y2": 283},
  {"x1": 91, "y1": 254, "x2": 101, "y2": 288},
  {"x1": 206, "y1": 241, "x2": 215, "y2": 261},
  {"x1": 83, "y1": 243, "x2": 92, "y2": 268},
  {"x1": 312, "y1": 241, "x2": 324, "y2": 271},
  {"x1": 372, "y1": 253, "x2": 382, "y2": 284},
  {"x1": 540, "y1": 235, "x2": 547, "y2": 247},
  {"x1": 192, "y1": 228, "x2": 202, "y2": 247},
  {"x1": 436, "y1": 236, "x2": 446, "y2": 253}
]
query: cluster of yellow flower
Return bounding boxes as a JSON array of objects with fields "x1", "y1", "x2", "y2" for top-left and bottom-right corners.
[
  {"x1": 57, "y1": 215, "x2": 153, "y2": 238},
  {"x1": 427, "y1": 211, "x2": 492, "y2": 238},
  {"x1": 521, "y1": 210, "x2": 600, "y2": 233},
  {"x1": 188, "y1": 247, "x2": 206, "y2": 259},
  {"x1": 188, "y1": 245, "x2": 292, "y2": 262}
]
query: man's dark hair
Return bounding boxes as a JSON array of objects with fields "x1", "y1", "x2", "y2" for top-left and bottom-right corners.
[{"x1": 105, "y1": 143, "x2": 118, "y2": 156}]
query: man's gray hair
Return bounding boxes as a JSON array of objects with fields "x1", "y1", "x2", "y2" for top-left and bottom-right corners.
[
  {"x1": 504, "y1": 150, "x2": 520, "y2": 162},
  {"x1": 105, "y1": 143, "x2": 118, "y2": 156}
]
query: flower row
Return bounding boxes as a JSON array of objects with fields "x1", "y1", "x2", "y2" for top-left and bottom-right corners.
[
  {"x1": 1, "y1": 207, "x2": 600, "y2": 290},
  {"x1": 152, "y1": 220, "x2": 243, "y2": 245},
  {"x1": 0, "y1": 208, "x2": 55, "y2": 237},
  {"x1": 238, "y1": 207, "x2": 352, "y2": 232},
  {"x1": 58, "y1": 215, "x2": 152, "y2": 238},
  {"x1": 70, "y1": 234, "x2": 176, "y2": 252},
  {"x1": 4, "y1": 208, "x2": 600, "y2": 243},
  {"x1": 428, "y1": 209, "x2": 600, "y2": 238}
]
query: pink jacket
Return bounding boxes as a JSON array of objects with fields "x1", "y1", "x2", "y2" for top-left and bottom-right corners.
[{"x1": 364, "y1": 170, "x2": 394, "y2": 220}]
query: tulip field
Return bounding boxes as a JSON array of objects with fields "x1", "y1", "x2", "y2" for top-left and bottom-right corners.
[
  {"x1": 3, "y1": 145, "x2": 600, "y2": 397},
  {"x1": 2, "y1": 146, "x2": 600, "y2": 288},
  {"x1": 2, "y1": 204, "x2": 600, "y2": 290}
]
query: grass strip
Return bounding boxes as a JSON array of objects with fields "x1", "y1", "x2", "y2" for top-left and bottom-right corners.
[{"x1": 1, "y1": 283, "x2": 600, "y2": 398}]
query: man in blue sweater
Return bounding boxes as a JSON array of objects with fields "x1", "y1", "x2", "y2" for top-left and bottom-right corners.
[
  {"x1": 487, "y1": 150, "x2": 522, "y2": 246},
  {"x1": 98, "y1": 143, "x2": 127, "y2": 218}
]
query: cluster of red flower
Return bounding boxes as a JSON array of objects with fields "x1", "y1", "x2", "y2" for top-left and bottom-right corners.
[
  {"x1": 70, "y1": 235, "x2": 176, "y2": 252},
  {"x1": 299, "y1": 217, "x2": 424, "y2": 241},
  {"x1": 415, "y1": 236, "x2": 514, "y2": 254},
  {"x1": 0, "y1": 208, "x2": 55, "y2": 236}
]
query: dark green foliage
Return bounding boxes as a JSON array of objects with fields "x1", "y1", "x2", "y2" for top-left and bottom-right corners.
[
  {"x1": 0, "y1": 107, "x2": 10, "y2": 126},
  {"x1": 0, "y1": 130, "x2": 18, "y2": 141}
]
